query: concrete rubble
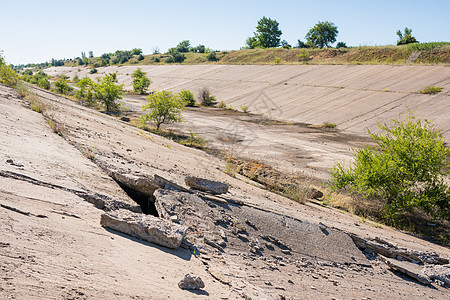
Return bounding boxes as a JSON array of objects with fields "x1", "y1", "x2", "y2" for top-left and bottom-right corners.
[{"x1": 100, "y1": 209, "x2": 187, "y2": 249}]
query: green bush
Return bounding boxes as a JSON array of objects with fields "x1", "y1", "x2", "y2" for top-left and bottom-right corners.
[
  {"x1": 75, "y1": 77, "x2": 96, "y2": 105},
  {"x1": 0, "y1": 54, "x2": 20, "y2": 87},
  {"x1": 418, "y1": 86, "x2": 443, "y2": 94},
  {"x1": 150, "y1": 56, "x2": 160, "y2": 63},
  {"x1": 141, "y1": 90, "x2": 185, "y2": 130},
  {"x1": 330, "y1": 112, "x2": 450, "y2": 221},
  {"x1": 90, "y1": 68, "x2": 98, "y2": 74},
  {"x1": 178, "y1": 89, "x2": 195, "y2": 106},
  {"x1": 131, "y1": 68, "x2": 151, "y2": 95},
  {"x1": 397, "y1": 28, "x2": 418, "y2": 45},
  {"x1": 198, "y1": 87, "x2": 216, "y2": 106},
  {"x1": 37, "y1": 77, "x2": 51, "y2": 90},
  {"x1": 54, "y1": 76, "x2": 73, "y2": 95},
  {"x1": 206, "y1": 52, "x2": 218, "y2": 62}
]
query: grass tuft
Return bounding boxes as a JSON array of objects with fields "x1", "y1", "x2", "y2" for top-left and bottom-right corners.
[{"x1": 418, "y1": 86, "x2": 443, "y2": 94}]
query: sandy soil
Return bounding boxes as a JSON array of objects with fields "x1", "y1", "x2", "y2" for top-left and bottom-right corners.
[{"x1": 1, "y1": 82, "x2": 449, "y2": 299}]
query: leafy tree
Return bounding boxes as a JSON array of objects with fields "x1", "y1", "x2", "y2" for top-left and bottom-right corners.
[
  {"x1": 89, "y1": 51, "x2": 94, "y2": 58},
  {"x1": 178, "y1": 89, "x2": 195, "y2": 106},
  {"x1": 336, "y1": 42, "x2": 347, "y2": 48},
  {"x1": 176, "y1": 40, "x2": 191, "y2": 53},
  {"x1": 95, "y1": 72, "x2": 124, "y2": 111},
  {"x1": 396, "y1": 28, "x2": 418, "y2": 45},
  {"x1": 245, "y1": 36, "x2": 261, "y2": 49},
  {"x1": 305, "y1": 21, "x2": 339, "y2": 48},
  {"x1": 54, "y1": 76, "x2": 73, "y2": 95},
  {"x1": 131, "y1": 48, "x2": 143, "y2": 55},
  {"x1": 190, "y1": 44, "x2": 206, "y2": 53},
  {"x1": 75, "y1": 77, "x2": 96, "y2": 105},
  {"x1": 246, "y1": 17, "x2": 282, "y2": 48},
  {"x1": 0, "y1": 53, "x2": 19, "y2": 87},
  {"x1": 281, "y1": 40, "x2": 291, "y2": 49},
  {"x1": 167, "y1": 48, "x2": 185, "y2": 63},
  {"x1": 330, "y1": 112, "x2": 450, "y2": 221},
  {"x1": 131, "y1": 68, "x2": 151, "y2": 94},
  {"x1": 141, "y1": 90, "x2": 185, "y2": 130},
  {"x1": 295, "y1": 40, "x2": 309, "y2": 48}
]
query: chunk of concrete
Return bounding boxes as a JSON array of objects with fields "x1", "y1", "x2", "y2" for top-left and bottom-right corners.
[
  {"x1": 178, "y1": 274, "x2": 205, "y2": 290},
  {"x1": 100, "y1": 209, "x2": 187, "y2": 249},
  {"x1": 185, "y1": 176, "x2": 228, "y2": 194},
  {"x1": 379, "y1": 255, "x2": 432, "y2": 285},
  {"x1": 110, "y1": 172, "x2": 159, "y2": 196}
]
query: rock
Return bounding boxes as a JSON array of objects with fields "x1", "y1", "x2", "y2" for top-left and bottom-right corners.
[
  {"x1": 185, "y1": 176, "x2": 229, "y2": 194},
  {"x1": 178, "y1": 274, "x2": 205, "y2": 290},
  {"x1": 100, "y1": 209, "x2": 187, "y2": 249},
  {"x1": 120, "y1": 116, "x2": 130, "y2": 122},
  {"x1": 308, "y1": 187, "x2": 323, "y2": 199}
]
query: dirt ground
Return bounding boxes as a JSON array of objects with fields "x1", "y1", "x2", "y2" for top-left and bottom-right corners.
[{"x1": 1, "y1": 83, "x2": 449, "y2": 299}]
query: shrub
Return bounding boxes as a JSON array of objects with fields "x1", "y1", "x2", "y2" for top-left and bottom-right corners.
[
  {"x1": 54, "y1": 76, "x2": 73, "y2": 95},
  {"x1": 150, "y1": 56, "x2": 160, "y2": 63},
  {"x1": 198, "y1": 87, "x2": 216, "y2": 106},
  {"x1": 330, "y1": 112, "x2": 450, "y2": 221},
  {"x1": 397, "y1": 28, "x2": 418, "y2": 45},
  {"x1": 131, "y1": 68, "x2": 151, "y2": 95},
  {"x1": 178, "y1": 89, "x2": 195, "y2": 106},
  {"x1": 297, "y1": 49, "x2": 309, "y2": 61},
  {"x1": 206, "y1": 52, "x2": 218, "y2": 62},
  {"x1": 217, "y1": 101, "x2": 227, "y2": 109},
  {"x1": 274, "y1": 57, "x2": 281, "y2": 64},
  {"x1": 0, "y1": 55, "x2": 20, "y2": 87},
  {"x1": 15, "y1": 81, "x2": 30, "y2": 97},
  {"x1": 165, "y1": 56, "x2": 174, "y2": 63},
  {"x1": 240, "y1": 105, "x2": 249, "y2": 113},
  {"x1": 90, "y1": 68, "x2": 98, "y2": 74},
  {"x1": 37, "y1": 77, "x2": 51, "y2": 90},
  {"x1": 95, "y1": 72, "x2": 124, "y2": 111},
  {"x1": 336, "y1": 42, "x2": 347, "y2": 48},
  {"x1": 141, "y1": 90, "x2": 185, "y2": 130},
  {"x1": 26, "y1": 93, "x2": 47, "y2": 113},
  {"x1": 418, "y1": 86, "x2": 443, "y2": 94},
  {"x1": 75, "y1": 77, "x2": 96, "y2": 105},
  {"x1": 138, "y1": 54, "x2": 145, "y2": 61}
]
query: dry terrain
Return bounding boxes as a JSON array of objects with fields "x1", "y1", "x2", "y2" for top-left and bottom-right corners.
[{"x1": 1, "y1": 64, "x2": 450, "y2": 299}]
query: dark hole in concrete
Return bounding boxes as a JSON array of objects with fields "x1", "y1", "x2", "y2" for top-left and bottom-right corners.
[{"x1": 117, "y1": 183, "x2": 159, "y2": 217}]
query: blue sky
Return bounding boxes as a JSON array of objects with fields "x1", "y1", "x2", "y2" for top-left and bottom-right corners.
[{"x1": 1, "y1": 0, "x2": 449, "y2": 64}]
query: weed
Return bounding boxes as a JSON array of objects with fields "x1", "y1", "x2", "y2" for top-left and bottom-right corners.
[
  {"x1": 198, "y1": 87, "x2": 216, "y2": 106},
  {"x1": 15, "y1": 81, "x2": 30, "y2": 98},
  {"x1": 418, "y1": 86, "x2": 443, "y2": 94},
  {"x1": 322, "y1": 122, "x2": 337, "y2": 129},
  {"x1": 26, "y1": 93, "x2": 47, "y2": 113},
  {"x1": 47, "y1": 117, "x2": 65, "y2": 136},
  {"x1": 274, "y1": 56, "x2": 281, "y2": 64},
  {"x1": 81, "y1": 146, "x2": 96, "y2": 161},
  {"x1": 217, "y1": 101, "x2": 227, "y2": 109},
  {"x1": 178, "y1": 129, "x2": 206, "y2": 149},
  {"x1": 240, "y1": 105, "x2": 249, "y2": 113}
]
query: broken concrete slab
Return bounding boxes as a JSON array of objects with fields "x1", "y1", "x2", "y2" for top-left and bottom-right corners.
[
  {"x1": 379, "y1": 255, "x2": 432, "y2": 285},
  {"x1": 350, "y1": 235, "x2": 449, "y2": 265},
  {"x1": 109, "y1": 171, "x2": 160, "y2": 196},
  {"x1": 185, "y1": 176, "x2": 229, "y2": 194},
  {"x1": 424, "y1": 264, "x2": 450, "y2": 286},
  {"x1": 100, "y1": 209, "x2": 187, "y2": 249},
  {"x1": 154, "y1": 189, "x2": 369, "y2": 266}
]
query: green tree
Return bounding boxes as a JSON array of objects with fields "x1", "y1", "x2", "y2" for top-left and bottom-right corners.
[
  {"x1": 89, "y1": 51, "x2": 94, "y2": 58},
  {"x1": 95, "y1": 72, "x2": 124, "y2": 111},
  {"x1": 396, "y1": 28, "x2": 418, "y2": 45},
  {"x1": 246, "y1": 17, "x2": 282, "y2": 48},
  {"x1": 245, "y1": 36, "x2": 261, "y2": 49},
  {"x1": 0, "y1": 53, "x2": 20, "y2": 87},
  {"x1": 131, "y1": 68, "x2": 151, "y2": 95},
  {"x1": 305, "y1": 21, "x2": 339, "y2": 48},
  {"x1": 178, "y1": 89, "x2": 195, "y2": 106},
  {"x1": 336, "y1": 42, "x2": 347, "y2": 48},
  {"x1": 75, "y1": 77, "x2": 96, "y2": 105},
  {"x1": 330, "y1": 112, "x2": 450, "y2": 221},
  {"x1": 54, "y1": 76, "x2": 73, "y2": 95},
  {"x1": 131, "y1": 48, "x2": 143, "y2": 55},
  {"x1": 176, "y1": 40, "x2": 191, "y2": 53},
  {"x1": 141, "y1": 90, "x2": 185, "y2": 130}
]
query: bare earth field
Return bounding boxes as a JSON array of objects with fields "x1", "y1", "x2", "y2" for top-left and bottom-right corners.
[{"x1": 1, "y1": 64, "x2": 450, "y2": 299}]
